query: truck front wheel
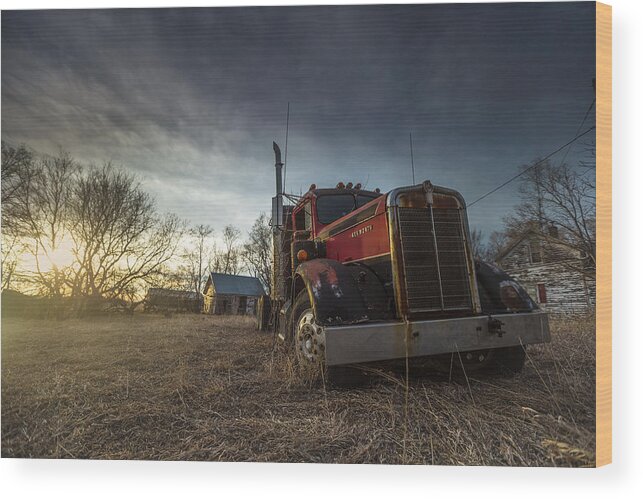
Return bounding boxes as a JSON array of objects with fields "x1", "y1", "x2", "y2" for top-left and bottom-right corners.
[
  {"x1": 291, "y1": 290, "x2": 367, "y2": 387},
  {"x1": 293, "y1": 297, "x2": 325, "y2": 364}
]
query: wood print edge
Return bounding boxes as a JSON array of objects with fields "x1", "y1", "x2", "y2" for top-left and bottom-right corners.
[{"x1": 595, "y1": 0, "x2": 612, "y2": 467}]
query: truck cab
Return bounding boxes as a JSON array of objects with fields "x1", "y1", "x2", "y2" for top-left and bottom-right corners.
[
  {"x1": 266, "y1": 142, "x2": 549, "y2": 383},
  {"x1": 291, "y1": 185, "x2": 382, "y2": 235}
]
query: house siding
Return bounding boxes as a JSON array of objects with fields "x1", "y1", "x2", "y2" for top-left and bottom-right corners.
[
  {"x1": 203, "y1": 294, "x2": 258, "y2": 316},
  {"x1": 498, "y1": 240, "x2": 595, "y2": 315},
  {"x1": 202, "y1": 275, "x2": 262, "y2": 316}
]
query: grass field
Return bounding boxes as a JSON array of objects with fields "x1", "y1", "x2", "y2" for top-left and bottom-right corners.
[{"x1": 1, "y1": 312, "x2": 595, "y2": 465}]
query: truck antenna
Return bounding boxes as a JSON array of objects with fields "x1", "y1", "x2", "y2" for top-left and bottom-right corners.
[
  {"x1": 282, "y1": 102, "x2": 290, "y2": 193},
  {"x1": 409, "y1": 132, "x2": 416, "y2": 185}
]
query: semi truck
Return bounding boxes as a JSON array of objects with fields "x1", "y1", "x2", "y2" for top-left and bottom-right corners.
[{"x1": 258, "y1": 142, "x2": 550, "y2": 384}]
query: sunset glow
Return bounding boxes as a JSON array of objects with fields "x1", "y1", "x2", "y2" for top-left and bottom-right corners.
[{"x1": 25, "y1": 233, "x2": 77, "y2": 275}]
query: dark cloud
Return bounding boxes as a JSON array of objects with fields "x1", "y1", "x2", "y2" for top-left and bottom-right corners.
[{"x1": 2, "y1": 3, "x2": 596, "y2": 238}]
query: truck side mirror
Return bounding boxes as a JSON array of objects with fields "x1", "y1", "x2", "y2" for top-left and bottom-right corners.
[{"x1": 272, "y1": 196, "x2": 284, "y2": 228}]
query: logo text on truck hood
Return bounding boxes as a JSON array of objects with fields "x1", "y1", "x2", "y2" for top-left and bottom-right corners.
[{"x1": 351, "y1": 225, "x2": 373, "y2": 238}]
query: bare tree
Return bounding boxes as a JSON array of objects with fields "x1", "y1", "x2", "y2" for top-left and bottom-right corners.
[
  {"x1": 1, "y1": 142, "x2": 35, "y2": 231},
  {"x1": 67, "y1": 165, "x2": 185, "y2": 299},
  {"x1": 508, "y1": 158, "x2": 595, "y2": 279},
  {"x1": 484, "y1": 230, "x2": 511, "y2": 263},
  {"x1": 242, "y1": 213, "x2": 271, "y2": 295},
  {"x1": 1, "y1": 147, "x2": 79, "y2": 296},
  {"x1": 182, "y1": 224, "x2": 215, "y2": 293},
  {"x1": 469, "y1": 228, "x2": 485, "y2": 260},
  {"x1": 1, "y1": 145, "x2": 184, "y2": 302},
  {"x1": 469, "y1": 228, "x2": 513, "y2": 263},
  {"x1": 1, "y1": 234, "x2": 20, "y2": 291},
  {"x1": 221, "y1": 224, "x2": 241, "y2": 274},
  {"x1": 1, "y1": 142, "x2": 35, "y2": 290},
  {"x1": 578, "y1": 137, "x2": 596, "y2": 173}
]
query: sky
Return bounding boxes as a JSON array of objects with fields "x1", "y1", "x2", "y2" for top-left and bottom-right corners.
[{"x1": 1, "y1": 2, "x2": 596, "y2": 241}]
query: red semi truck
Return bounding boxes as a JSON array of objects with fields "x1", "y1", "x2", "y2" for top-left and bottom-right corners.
[{"x1": 259, "y1": 142, "x2": 550, "y2": 383}]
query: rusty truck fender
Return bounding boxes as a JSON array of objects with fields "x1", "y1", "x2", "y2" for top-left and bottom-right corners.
[{"x1": 293, "y1": 258, "x2": 389, "y2": 327}]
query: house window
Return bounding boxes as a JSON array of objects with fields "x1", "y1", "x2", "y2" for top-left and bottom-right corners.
[
  {"x1": 537, "y1": 283, "x2": 547, "y2": 304},
  {"x1": 529, "y1": 239, "x2": 542, "y2": 264}
]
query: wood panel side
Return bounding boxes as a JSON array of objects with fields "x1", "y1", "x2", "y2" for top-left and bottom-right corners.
[{"x1": 595, "y1": 1, "x2": 612, "y2": 468}]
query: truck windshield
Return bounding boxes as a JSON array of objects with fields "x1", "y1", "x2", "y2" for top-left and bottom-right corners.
[
  {"x1": 356, "y1": 193, "x2": 379, "y2": 208},
  {"x1": 316, "y1": 193, "x2": 380, "y2": 225}
]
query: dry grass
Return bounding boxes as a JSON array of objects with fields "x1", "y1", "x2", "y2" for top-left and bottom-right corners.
[{"x1": 1, "y1": 312, "x2": 595, "y2": 465}]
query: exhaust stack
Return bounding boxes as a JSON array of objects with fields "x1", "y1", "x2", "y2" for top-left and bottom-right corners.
[{"x1": 272, "y1": 142, "x2": 284, "y2": 228}]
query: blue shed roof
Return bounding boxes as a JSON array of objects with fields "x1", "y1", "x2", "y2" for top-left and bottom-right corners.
[{"x1": 207, "y1": 273, "x2": 265, "y2": 297}]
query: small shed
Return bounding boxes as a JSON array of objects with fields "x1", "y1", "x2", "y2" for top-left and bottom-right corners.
[
  {"x1": 202, "y1": 273, "x2": 265, "y2": 315},
  {"x1": 144, "y1": 288, "x2": 203, "y2": 313}
]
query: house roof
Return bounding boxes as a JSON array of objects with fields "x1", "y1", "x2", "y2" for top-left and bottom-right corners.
[
  {"x1": 206, "y1": 273, "x2": 265, "y2": 296},
  {"x1": 495, "y1": 223, "x2": 579, "y2": 264},
  {"x1": 495, "y1": 229, "x2": 539, "y2": 262}
]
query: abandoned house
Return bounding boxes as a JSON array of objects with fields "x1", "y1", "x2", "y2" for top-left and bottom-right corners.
[
  {"x1": 495, "y1": 225, "x2": 595, "y2": 314},
  {"x1": 144, "y1": 288, "x2": 203, "y2": 313},
  {"x1": 202, "y1": 273, "x2": 265, "y2": 315}
]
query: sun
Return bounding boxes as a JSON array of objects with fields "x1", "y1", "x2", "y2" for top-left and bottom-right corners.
[{"x1": 37, "y1": 233, "x2": 77, "y2": 274}]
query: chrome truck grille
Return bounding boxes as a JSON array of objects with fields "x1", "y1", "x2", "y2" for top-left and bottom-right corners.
[{"x1": 397, "y1": 206, "x2": 473, "y2": 313}]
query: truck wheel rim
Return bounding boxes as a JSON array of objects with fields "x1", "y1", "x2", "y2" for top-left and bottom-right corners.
[{"x1": 296, "y1": 310, "x2": 325, "y2": 363}]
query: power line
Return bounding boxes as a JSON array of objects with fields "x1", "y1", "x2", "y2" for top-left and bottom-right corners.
[
  {"x1": 468, "y1": 125, "x2": 596, "y2": 208},
  {"x1": 557, "y1": 97, "x2": 595, "y2": 169}
]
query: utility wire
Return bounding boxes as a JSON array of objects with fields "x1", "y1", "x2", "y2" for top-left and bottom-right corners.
[
  {"x1": 468, "y1": 125, "x2": 596, "y2": 207},
  {"x1": 557, "y1": 97, "x2": 595, "y2": 169}
]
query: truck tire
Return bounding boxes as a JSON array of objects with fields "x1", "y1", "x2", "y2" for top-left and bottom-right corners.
[
  {"x1": 489, "y1": 345, "x2": 526, "y2": 375},
  {"x1": 291, "y1": 290, "x2": 324, "y2": 364},
  {"x1": 291, "y1": 289, "x2": 368, "y2": 388}
]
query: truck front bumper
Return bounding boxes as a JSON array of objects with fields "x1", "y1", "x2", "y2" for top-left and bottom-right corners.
[{"x1": 324, "y1": 311, "x2": 550, "y2": 366}]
